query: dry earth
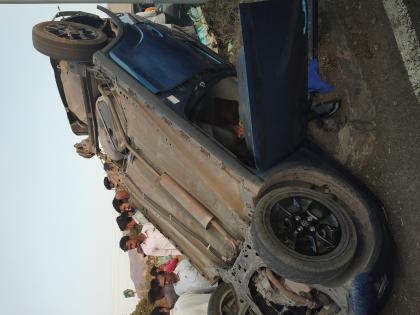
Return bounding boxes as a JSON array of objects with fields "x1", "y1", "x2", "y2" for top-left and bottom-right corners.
[{"x1": 205, "y1": 0, "x2": 420, "y2": 314}]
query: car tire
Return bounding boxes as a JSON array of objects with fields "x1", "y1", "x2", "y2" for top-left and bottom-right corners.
[
  {"x1": 252, "y1": 161, "x2": 383, "y2": 285},
  {"x1": 32, "y1": 21, "x2": 108, "y2": 61},
  {"x1": 208, "y1": 283, "x2": 238, "y2": 315}
]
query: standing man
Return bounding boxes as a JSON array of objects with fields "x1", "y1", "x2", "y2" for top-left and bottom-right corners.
[
  {"x1": 104, "y1": 176, "x2": 117, "y2": 190},
  {"x1": 103, "y1": 161, "x2": 122, "y2": 189},
  {"x1": 116, "y1": 212, "x2": 143, "y2": 236},
  {"x1": 119, "y1": 223, "x2": 181, "y2": 257},
  {"x1": 156, "y1": 260, "x2": 217, "y2": 296},
  {"x1": 115, "y1": 190, "x2": 130, "y2": 202},
  {"x1": 113, "y1": 200, "x2": 149, "y2": 226},
  {"x1": 151, "y1": 293, "x2": 212, "y2": 315}
]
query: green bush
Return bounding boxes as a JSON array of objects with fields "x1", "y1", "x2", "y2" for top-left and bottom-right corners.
[{"x1": 131, "y1": 295, "x2": 154, "y2": 315}]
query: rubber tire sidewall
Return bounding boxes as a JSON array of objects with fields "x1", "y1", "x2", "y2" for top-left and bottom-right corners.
[
  {"x1": 255, "y1": 181, "x2": 357, "y2": 283},
  {"x1": 32, "y1": 21, "x2": 108, "y2": 61},
  {"x1": 207, "y1": 283, "x2": 238, "y2": 315},
  {"x1": 252, "y1": 162, "x2": 384, "y2": 286}
]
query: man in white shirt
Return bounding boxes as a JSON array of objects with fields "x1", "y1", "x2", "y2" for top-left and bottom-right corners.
[
  {"x1": 140, "y1": 223, "x2": 181, "y2": 256},
  {"x1": 130, "y1": 209, "x2": 149, "y2": 226},
  {"x1": 157, "y1": 260, "x2": 217, "y2": 296},
  {"x1": 119, "y1": 223, "x2": 181, "y2": 257},
  {"x1": 151, "y1": 293, "x2": 211, "y2": 315}
]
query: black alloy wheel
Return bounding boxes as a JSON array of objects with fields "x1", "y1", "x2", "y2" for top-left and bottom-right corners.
[
  {"x1": 44, "y1": 22, "x2": 98, "y2": 40},
  {"x1": 270, "y1": 195, "x2": 342, "y2": 257}
]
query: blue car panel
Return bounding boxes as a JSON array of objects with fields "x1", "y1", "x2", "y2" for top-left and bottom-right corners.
[
  {"x1": 109, "y1": 18, "x2": 224, "y2": 94},
  {"x1": 239, "y1": 0, "x2": 308, "y2": 172}
]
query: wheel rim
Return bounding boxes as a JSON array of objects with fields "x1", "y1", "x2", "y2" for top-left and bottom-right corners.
[
  {"x1": 269, "y1": 196, "x2": 342, "y2": 256},
  {"x1": 44, "y1": 22, "x2": 98, "y2": 41},
  {"x1": 218, "y1": 287, "x2": 239, "y2": 315}
]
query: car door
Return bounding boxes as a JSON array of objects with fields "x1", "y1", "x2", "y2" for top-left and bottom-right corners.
[{"x1": 238, "y1": 0, "x2": 308, "y2": 173}]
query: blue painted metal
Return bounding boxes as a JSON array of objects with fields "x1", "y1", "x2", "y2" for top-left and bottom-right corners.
[
  {"x1": 239, "y1": 0, "x2": 308, "y2": 173},
  {"x1": 349, "y1": 273, "x2": 377, "y2": 315},
  {"x1": 109, "y1": 17, "x2": 224, "y2": 94}
]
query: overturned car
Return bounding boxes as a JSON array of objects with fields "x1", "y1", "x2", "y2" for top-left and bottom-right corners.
[{"x1": 32, "y1": 1, "x2": 391, "y2": 314}]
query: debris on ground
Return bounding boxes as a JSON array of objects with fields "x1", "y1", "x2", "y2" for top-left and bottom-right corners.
[
  {"x1": 201, "y1": 0, "x2": 242, "y2": 63},
  {"x1": 188, "y1": 6, "x2": 219, "y2": 53}
]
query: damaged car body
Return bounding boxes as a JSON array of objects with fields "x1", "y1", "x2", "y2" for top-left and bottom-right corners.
[{"x1": 33, "y1": 1, "x2": 392, "y2": 314}]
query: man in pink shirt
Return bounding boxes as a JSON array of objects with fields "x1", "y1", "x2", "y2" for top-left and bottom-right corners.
[{"x1": 151, "y1": 258, "x2": 179, "y2": 276}]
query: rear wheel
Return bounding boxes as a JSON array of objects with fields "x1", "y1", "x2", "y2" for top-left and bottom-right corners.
[
  {"x1": 32, "y1": 21, "x2": 108, "y2": 61},
  {"x1": 208, "y1": 283, "x2": 239, "y2": 315},
  {"x1": 252, "y1": 161, "x2": 383, "y2": 285}
]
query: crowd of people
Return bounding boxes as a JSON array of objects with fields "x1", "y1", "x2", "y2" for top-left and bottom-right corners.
[{"x1": 102, "y1": 161, "x2": 217, "y2": 315}]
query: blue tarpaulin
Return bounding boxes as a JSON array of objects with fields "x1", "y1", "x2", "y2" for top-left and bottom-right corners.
[{"x1": 308, "y1": 58, "x2": 334, "y2": 94}]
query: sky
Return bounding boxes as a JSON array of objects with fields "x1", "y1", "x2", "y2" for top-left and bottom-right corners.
[{"x1": 0, "y1": 4, "x2": 138, "y2": 315}]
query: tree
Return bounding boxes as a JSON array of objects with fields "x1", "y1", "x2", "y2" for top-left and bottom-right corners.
[
  {"x1": 131, "y1": 296, "x2": 154, "y2": 315},
  {"x1": 123, "y1": 289, "x2": 136, "y2": 298}
]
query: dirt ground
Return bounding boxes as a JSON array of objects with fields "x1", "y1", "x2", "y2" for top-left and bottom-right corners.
[
  {"x1": 202, "y1": 0, "x2": 241, "y2": 63},
  {"x1": 205, "y1": 0, "x2": 420, "y2": 314},
  {"x1": 315, "y1": 1, "x2": 420, "y2": 314}
]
